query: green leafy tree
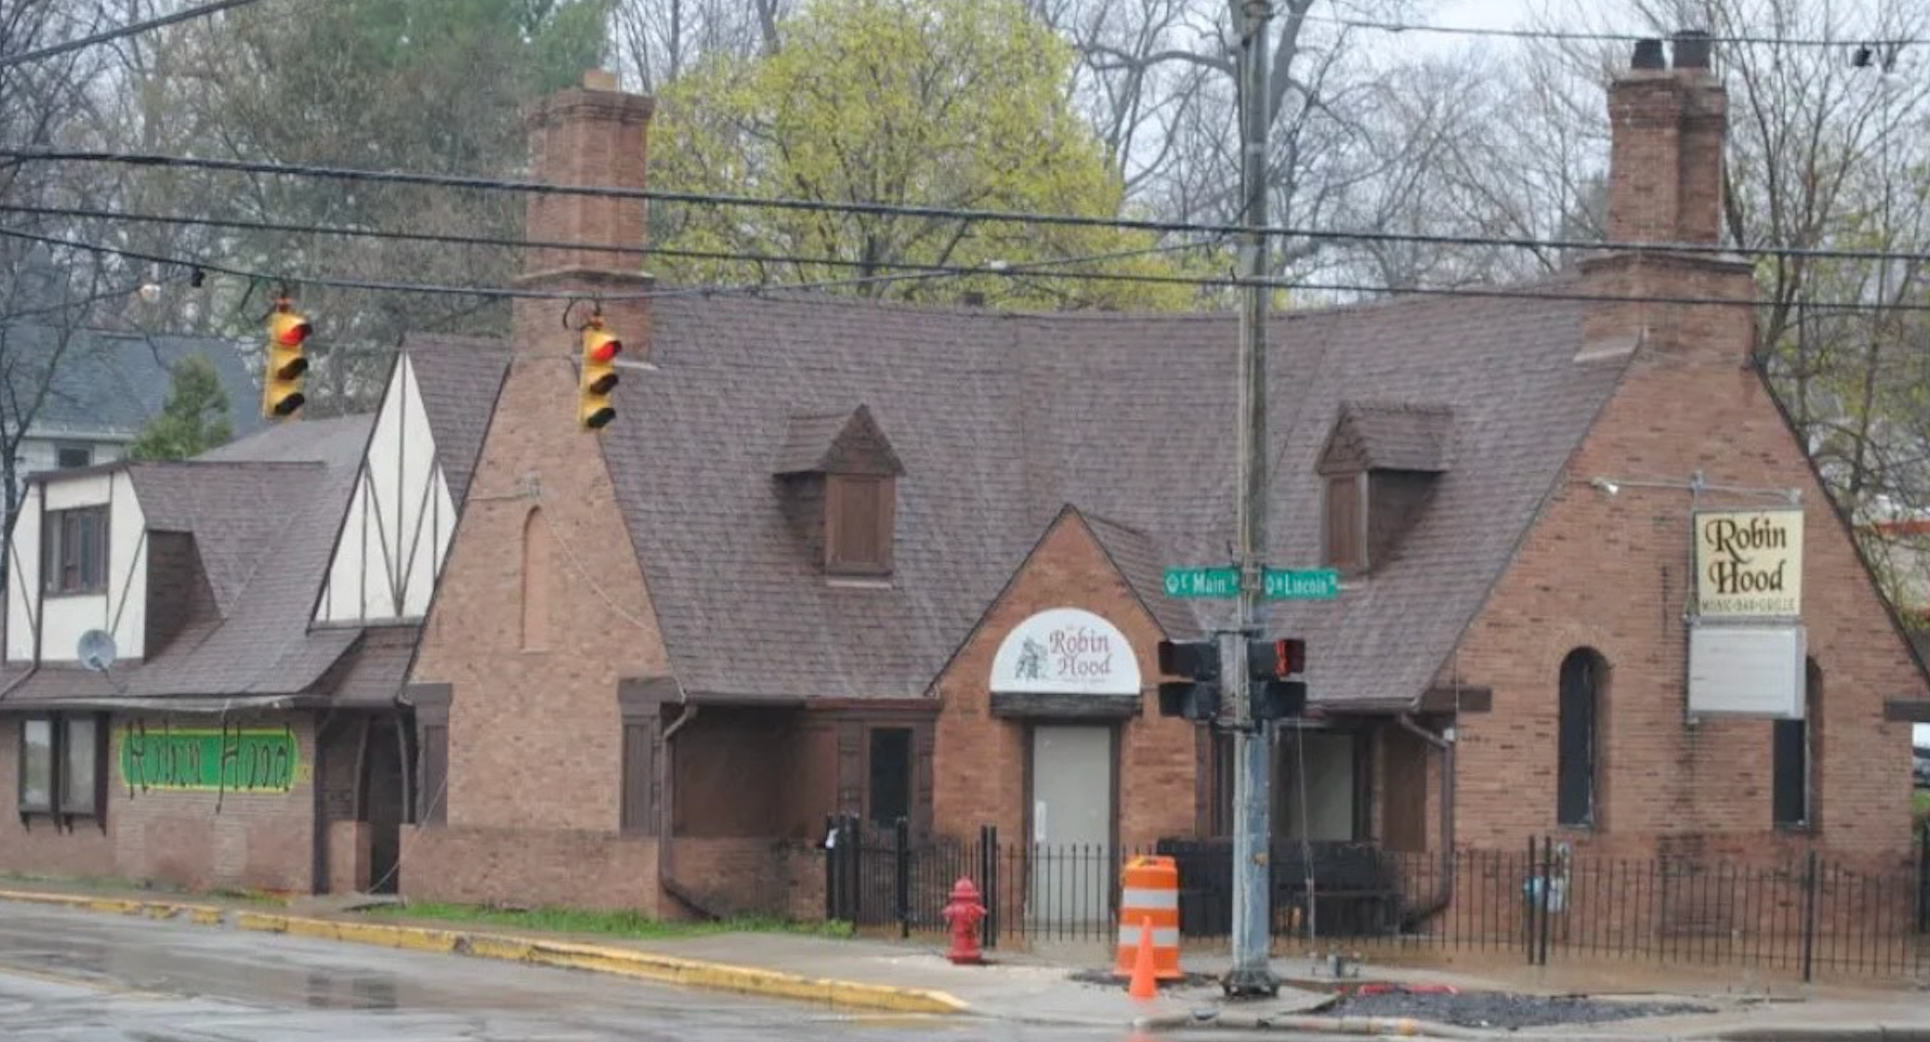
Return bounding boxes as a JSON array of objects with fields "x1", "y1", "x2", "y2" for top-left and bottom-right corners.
[
  {"x1": 649, "y1": 0, "x2": 1207, "y2": 311},
  {"x1": 128, "y1": 354, "x2": 235, "y2": 462}
]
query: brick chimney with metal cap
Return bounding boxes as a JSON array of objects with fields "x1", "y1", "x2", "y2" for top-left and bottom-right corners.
[
  {"x1": 1605, "y1": 30, "x2": 1727, "y2": 246},
  {"x1": 512, "y1": 69, "x2": 655, "y2": 362}
]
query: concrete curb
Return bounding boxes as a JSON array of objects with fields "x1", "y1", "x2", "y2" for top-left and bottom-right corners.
[
  {"x1": 1688, "y1": 1029, "x2": 1930, "y2": 1042},
  {"x1": 0, "y1": 890, "x2": 968, "y2": 1017}
]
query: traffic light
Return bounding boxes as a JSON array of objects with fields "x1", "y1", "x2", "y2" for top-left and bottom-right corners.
[
  {"x1": 578, "y1": 317, "x2": 621, "y2": 430},
  {"x1": 261, "y1": 298, "x2": 310, "y2": 419},
  {"x1": 1248, "y1": 637, "x2": 1309, "y2": 722},
  {"x1": 1156, "y1": 639, "x2": 1221, "y2": 721}
]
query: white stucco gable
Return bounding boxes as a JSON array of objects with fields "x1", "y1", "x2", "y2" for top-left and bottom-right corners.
[
  {"x1": 5, "y1": 469, "x2": 148, "y2": 665},
  {"x1": 314, "y1": 354, "x2": 458, "y2": 624}
]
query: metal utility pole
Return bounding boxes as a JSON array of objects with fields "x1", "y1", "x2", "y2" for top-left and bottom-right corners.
[{"x1": 1223, "y1": 0, "x2": 1277, "y2": 999}]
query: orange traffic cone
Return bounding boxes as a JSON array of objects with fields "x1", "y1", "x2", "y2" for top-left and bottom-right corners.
[{"x1": 1128, "y1": 915, "x2": 1157, "y2": 1000}]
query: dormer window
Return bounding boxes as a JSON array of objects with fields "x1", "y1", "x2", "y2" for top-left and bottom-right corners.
[
  {"x1": 827, "y1": 473, "x2": 896, "y2": 576},
  {"x1": 775, "y1": 404, "x2": 905, "y2": 581},
  {"x1": 43, "y1": 506, "x2": 108, "y2": 595},
  {"x1": 1316, "y1": 401, "x2": 1452, "y2": 577}
]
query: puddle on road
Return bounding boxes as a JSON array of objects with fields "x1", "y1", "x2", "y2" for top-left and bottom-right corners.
[{"x1": 302, "y1": 971, "x2": 399, "y2": 1011}]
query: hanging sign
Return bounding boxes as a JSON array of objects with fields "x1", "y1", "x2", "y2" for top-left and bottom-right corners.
[
  {"x1": 1694, "y1": 508, "x2": 1803, "y2": 618},
  {"x1": 989, "y1": 608, "x2": 1140, "y2": 695}
]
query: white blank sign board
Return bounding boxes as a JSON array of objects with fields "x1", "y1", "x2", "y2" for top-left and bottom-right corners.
[{"x1": 1688, "y1": 624, "x2": 1805, "y2": 719}]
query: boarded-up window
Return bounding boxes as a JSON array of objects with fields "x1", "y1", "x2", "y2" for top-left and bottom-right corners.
[
  {"x1": 621, "y1": 720, "x2": 656, "y2": 835},
  {"x1": 1324, "y1": 475, "x2": 1362, "y2": 570},
  {"x1": 44, "y1": 506, "x2": 108, "y2": 595},
  {"x1": 1557, "y1": 649, "x2": 1604, "y2": 828},
  {"x1": 826, "y1": 474, "x2": 895, "y2": 576},
  {"x1": 418, "y1": 724, "x2": 448, "y2": 825}
]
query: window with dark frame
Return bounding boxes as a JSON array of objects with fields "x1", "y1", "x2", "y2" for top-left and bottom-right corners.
[
  {"x1": 1324, "y1": 474, "x2": 1362, "y2": 571},
  {"x1": 43, "y1": 506, "x2": 109, "y2": 595},
  {"x1": 16, "y1": 714, "x2": 107, "y2": 821},
  {"x1": 55, "y1": 444, "x2": 92, "y2": 470},
  {"x1": 1557, "y1": 648, "x2": 1604, "y2": 828},
  {"x1": 826, "y1": 474, "x2": 895, "y2": 576},
  {"x1": 1773, "y1": 658, "x2": 1821, "y2": 829},
  {"x1": 866, "y1": 727, "x2": 912, "y2": 827},
  {"x1": 620, "y1": 719, "x2": 655, "y2": 835},
  {"x1": 18, "y1": 719, "x2": 54, "y2": 814}
]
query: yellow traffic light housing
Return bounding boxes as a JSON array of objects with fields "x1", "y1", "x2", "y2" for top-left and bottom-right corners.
[
  {"x1": 262, "y1": 299, "x2": 310, "y2": 419},
  {"x1": 579, "y1": 318, "x2": 621, "y2": 430}
]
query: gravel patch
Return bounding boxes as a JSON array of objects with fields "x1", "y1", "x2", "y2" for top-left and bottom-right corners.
[{"x1": 1325, "y1": 989, "x2": 1716, "y2": 1029}]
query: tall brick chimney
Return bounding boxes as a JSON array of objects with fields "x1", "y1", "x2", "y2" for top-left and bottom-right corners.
[
  {"x1": 513, "y1": 70, "x2": 654, "y2": 361},
  {"x1": 1605, "y1": 31, "x2": 1727, "y2": 245}
]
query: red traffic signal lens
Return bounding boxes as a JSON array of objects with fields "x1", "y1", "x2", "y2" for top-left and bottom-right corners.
[
  {"x1": 1273, "y1": 639, "x2": 1305, "y2": 676},
  {"x1": 273, "y1": 313, "x2": 311, "y2": 346},
  {"x1": 590, "y1": 337, "x2": 622, "y2": 364}
]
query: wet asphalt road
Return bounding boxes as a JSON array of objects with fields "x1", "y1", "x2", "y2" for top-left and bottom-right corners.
[{"x1": 0, "y1": 904, "x2": 1174, "y2": 1042}]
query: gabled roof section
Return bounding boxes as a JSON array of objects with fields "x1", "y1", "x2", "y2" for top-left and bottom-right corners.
[
  {"x1": 399, "y1": 333, "x2": 513, "y2": 505},
  {"x1": 1317, "y1": 401, "x2": 1455, "y2": 475},
  {"x1": 2, "y1": 415, "x2": 382, "y2": 709},
  {"x1": 594, "y1": 277, "x2": 1625, "y2": 709},
  {"x1": 1082, "y1": 510, "x2": 1201, "y2": 640},
  {"x1": 774, "y1": 404, "x2": 905, "y2": 477}
]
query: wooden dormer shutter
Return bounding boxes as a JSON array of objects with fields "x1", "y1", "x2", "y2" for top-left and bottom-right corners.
[
  {"x1": 1324, "y1": 473, "x2": 1362, "y2": 571},
  {"x1": 826, "y1": 473, "x2": 895, "y2": 576}
]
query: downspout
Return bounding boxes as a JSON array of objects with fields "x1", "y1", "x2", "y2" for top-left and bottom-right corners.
[
  {"x1": 656, "y1": 703, "x2": 719, "y2": 919},
  {"x1": 1396, "y1": 712, "x2": 1455, "y2": 926}
]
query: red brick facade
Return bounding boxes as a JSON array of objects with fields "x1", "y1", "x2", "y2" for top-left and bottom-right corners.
[
  {"x1": 932, "y1": 510, "x2": 1203, "y2": 850},
  {"x1": 0, "y1": 713, "x2": 318, "y2": 893}
]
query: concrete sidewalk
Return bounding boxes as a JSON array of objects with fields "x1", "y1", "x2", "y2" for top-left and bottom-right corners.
[{"x1": 5, "y1": 879, "x2": 1930, "y2": 1038}]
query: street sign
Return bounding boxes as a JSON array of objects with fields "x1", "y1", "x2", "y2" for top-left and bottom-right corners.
[
  {"x1": 1164, "y1": 567, "x2": 1240, "y2": 599},
  {"x1": 1263, "y1": 569, "x2": 1339, "y2": 601},
  {"x1": 1163, "y1": 567, "x2": 1340, "y2": 600}
]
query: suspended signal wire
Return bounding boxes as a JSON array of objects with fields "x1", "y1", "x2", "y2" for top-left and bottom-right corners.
[{"x1": 11, "y1": 149, "x2": 1930, "y2": 269}]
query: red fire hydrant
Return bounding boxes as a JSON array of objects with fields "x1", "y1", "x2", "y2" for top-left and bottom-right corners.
[{"x1": 940, "y1": 877, "x2": 986, "y2": 965}]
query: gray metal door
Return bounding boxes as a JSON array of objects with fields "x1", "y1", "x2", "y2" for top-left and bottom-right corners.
[{"x1": 1029, "y1": 725, "x2": 1113, "y2": 926}]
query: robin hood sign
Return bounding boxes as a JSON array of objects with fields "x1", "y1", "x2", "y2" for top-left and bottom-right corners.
[
  {"x1": 1695, "y1": 508, "x2": 1804, "y2": 619},
  {"x1": 990, "y1": 608, "x2": 1140, "y2": 695}
]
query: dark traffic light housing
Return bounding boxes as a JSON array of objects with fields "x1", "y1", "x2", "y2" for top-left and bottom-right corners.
[
  {"x1": 1156, "y1": 639, "x2": 1220, "y2": 721},
  {"x1": 1248, "y1": 637, "x2": 1308, "y2": 721}
]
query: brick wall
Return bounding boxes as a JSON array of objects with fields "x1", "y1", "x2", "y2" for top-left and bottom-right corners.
[
  {"x1": 404, "y1": 825, "x2": 659, "y2": 910},
  {"x1": 932, "y1": 511, "x2": 1200, "y2": 850},
  {"x1": 329, "y1": 820, "x2": 370, "y2": 893},
  {"x1": 0, "y1": 712, "x2": 318, "y2": 892},
  {"x1": 404, "y1": 74, "x2": 672, "y2": 912},
  {"x1": 675, "y1": 837, "x2": 824, "y2": 918},
  {"x1": 1450, "y1": 250, "x2": 1923, "y2": 863}
]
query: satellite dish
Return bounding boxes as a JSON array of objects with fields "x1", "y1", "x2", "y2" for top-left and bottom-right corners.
[{"x1": 77, "y1": 630, "x2": 117, "y2": 673}]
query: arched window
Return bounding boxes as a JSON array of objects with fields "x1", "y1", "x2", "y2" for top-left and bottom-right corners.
[
  {"x1": 1557, "y1": 648, "x2": 1606, "y2": 827},
  {"x1": 1773, "y1": 658, "x2": 1821, "y2": 828},
  {"x1": 521, "y1": 509, "x2": 551, "y2": 650}
]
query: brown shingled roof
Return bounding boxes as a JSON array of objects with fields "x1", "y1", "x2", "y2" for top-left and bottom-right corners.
[
  {"x1": 400, "y1": 333, "x2": 512, "y2": 506},
  {"x1": 2, "y1": 415, "x2": 375, "y2": 709},
  {"x1": 598, "y1": 279, "x2": 1630, "y2": 709},
  {"x1": 1319, "y1": 401, "x2": 1454, "y2": 474}
]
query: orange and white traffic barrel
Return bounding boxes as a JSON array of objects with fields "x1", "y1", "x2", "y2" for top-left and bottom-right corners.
[{"x1": 1113, "y1": 854, "x2": 1182, "y2": 979}]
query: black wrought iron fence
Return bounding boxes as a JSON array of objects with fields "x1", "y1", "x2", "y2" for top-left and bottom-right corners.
[{"x1": 824, "y1": 820, "x2": 1930, "y2": 981}]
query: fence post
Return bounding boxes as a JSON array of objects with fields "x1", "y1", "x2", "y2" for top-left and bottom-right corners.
[
  {"x1": 1524, "y1": 836, "x2": 1538, "y2": 965},
  {"x1": 1537, "y1": 835, "x2": 1555, "y2": 966},
  {"x1": 823, "y1": 813, "x2": 839, "y2": 922},
  {"x1": 1918, "y1": 823, "x2": 1929, "y2": 935},
  {"x1": 979, "y1": 824, "x2": 998, "y2": 949},
  {"x1": 894, "y1": 816, "x2": 911, "y2": 939},
  {"x1": 1800, "y1": 849, "x2": 1818, "y2": 984}
]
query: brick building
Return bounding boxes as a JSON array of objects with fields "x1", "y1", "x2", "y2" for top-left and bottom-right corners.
[
  {"x1": 0, "y1": 336, "x2": 505, "y2": 895},
  {"x1": 396, "y1": 35, "x2": 1929, "y2": 926},
  {"x1": 9, "y1": 31, "x2": 1925, "y2": 929}
]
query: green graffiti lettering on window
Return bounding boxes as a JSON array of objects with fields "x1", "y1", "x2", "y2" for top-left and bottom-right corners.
[{"x1": 118, "y1": 728, "x2": 299, "y2": 794}]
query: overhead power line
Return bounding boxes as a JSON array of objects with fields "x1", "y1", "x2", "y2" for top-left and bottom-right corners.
[
  {"x1": 9, "y1": 222, "x2": 1930, "y2": 315},
  {"x1": 1304, "y1": 14, "x2": 1918, "y2": 50},
  {"x1": 0, "y1": 0, "x2": 280, "y2": 70},
  {"x1": 11, "y1": 149, "x2": 1930, "y2": 268}
]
